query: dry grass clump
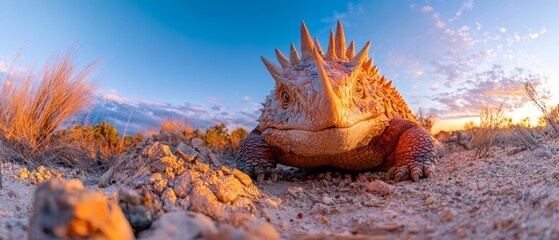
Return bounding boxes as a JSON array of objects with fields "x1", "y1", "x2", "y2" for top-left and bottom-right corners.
[
  {"x1": 472, "y1": 105, "x2": 506, "y2": 158},
  {"x1": 0, "y1": 51, "x2": 97, "y2": 167},
  {"x1": 160, "y1": 117, "x2": 193, "y2": 137},
  {"x1": 524, "y1": 82, "x2": 559, "y2": 135}
]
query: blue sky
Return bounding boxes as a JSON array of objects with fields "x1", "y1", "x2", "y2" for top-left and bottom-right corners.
[{"x1": 1, "y1": 0, "x2": 558, "y2": 132}]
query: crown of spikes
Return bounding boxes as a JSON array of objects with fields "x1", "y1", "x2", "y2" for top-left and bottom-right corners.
[{"x1": 261, "y1": 20, "x2": 375, "y2": 85}]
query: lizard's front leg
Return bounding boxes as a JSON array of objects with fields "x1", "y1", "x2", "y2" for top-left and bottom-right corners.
[
  {"x1": 381, "y1": 119, "x2": 438, "y2": 182},
  {"x1": 235, "y1": 127, "x2": 277, "y2": 182}
]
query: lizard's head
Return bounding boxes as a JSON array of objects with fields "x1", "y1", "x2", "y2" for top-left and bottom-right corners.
[{"x1": 258, "y1": 21, "x2": 392, "y2": 156}]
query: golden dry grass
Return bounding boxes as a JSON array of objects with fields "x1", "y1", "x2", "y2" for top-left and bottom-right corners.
[
  {"x1": 160, "y1": 117, "x2": 193, "y2": 137},
  {"x1": 0, "y1": 51, "x2": 97, "y2": 166},
  {"x1": 472, "y1": 105, "x2": 506, "y2": 158}
]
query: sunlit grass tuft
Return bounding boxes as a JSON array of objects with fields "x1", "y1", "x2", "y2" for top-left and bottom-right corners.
[{"x1": 0, "y1": 51, "x2": 98, "y2": 166}]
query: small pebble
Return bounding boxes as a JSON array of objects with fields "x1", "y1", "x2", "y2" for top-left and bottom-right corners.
[
  {"x1": 425, "y1": 196, "x2": 438, "y2": 206},
  {"x1": 441, "y1": 209, "x2": 455, "y2": 222},
  {"x1": 322, "y1": 196, "x2": 334, "y2": 205},
  {"x1": 365, "y1": 180, "x2": 392, "y2": 196},
  {"x1": 467, "y1": 182, "x2": 478, "y2": 191}
]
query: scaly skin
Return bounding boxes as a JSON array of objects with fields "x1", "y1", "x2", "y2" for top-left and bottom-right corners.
[{"x1": 236, "y1": 21, "x2": 440, "y2": 182}]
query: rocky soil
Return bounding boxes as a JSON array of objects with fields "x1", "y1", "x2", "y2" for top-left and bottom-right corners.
[{"x1": 1, "y1": 132, "x2": 559, "y2": 239}]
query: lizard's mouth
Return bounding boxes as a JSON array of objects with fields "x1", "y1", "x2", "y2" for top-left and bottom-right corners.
[{"x1": 260, "y1": 116, "x2": 389, "y2": 156}]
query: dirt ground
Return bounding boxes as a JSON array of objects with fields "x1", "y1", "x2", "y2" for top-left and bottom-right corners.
[{"x1": 1, "y1": 138, "x2": 559, "y2": 239}]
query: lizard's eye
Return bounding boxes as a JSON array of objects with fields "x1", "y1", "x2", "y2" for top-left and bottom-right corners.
[
  {"x1": 355, "y1": 79, "x2": 364, "y2": 98},
  {"x1": 281, "y1": 90, "x2": 290, "y2": 108}
]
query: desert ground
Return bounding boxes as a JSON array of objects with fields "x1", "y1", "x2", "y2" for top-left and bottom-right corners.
[{"x1": 1, "y1": 132, "x2": 558, "y2": 239}]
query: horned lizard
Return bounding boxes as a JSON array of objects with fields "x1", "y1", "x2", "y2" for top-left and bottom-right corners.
[{"x1": 236, "y1": 21, "x2": 439, "y2": 182}]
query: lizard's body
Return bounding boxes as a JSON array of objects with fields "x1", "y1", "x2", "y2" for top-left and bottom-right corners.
[{"x1": 236, "y1": 21, "x2": 440, "y2": 182}]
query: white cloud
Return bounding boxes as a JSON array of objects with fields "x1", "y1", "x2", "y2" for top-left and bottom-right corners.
[
  {"x1": 498, "y1": 27, "x2": 507, "y2": 33},
  {"x1": 431, "y1": 82, "x2": 440, "y2": 91},
  {"x1": 435, "y1": 21, "x2": 445, "y2": 29},
  {"x1": 475, "y1": 22, "x2": 482, "y2": 30},
  {"x1": 455, "y1": 0, "x2": 474, "y2": 17},
  {"x1": 421, "y1": 6, "x2": 433, "y2": 12},
  {"x1": 243, "y1": 96, "x2": 251, "y2": 102},
  {"x1": 0, "y1": 58, "x2": 8, "y2": 73}
]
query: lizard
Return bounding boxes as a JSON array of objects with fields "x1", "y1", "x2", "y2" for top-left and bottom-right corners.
[{"x1": 236, "y1": 21, "x2": 440, "y2": 182}]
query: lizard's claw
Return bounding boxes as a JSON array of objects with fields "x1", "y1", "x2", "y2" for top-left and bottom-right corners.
[{"x1": 386, "y1": 162, "x2": 435, "y2": 182}]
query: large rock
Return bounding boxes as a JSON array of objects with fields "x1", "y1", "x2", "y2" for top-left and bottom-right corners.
[
  {"x1": 29, "y1": 179, "x2": 133, "y2": 239},
  {"x1": 98, "y1": 131, "x2": 263, "y2": 218}
]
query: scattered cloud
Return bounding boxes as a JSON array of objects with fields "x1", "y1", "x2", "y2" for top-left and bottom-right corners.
[
  {"x1": 87, "y1": 92, "x2": 260, "y2": 134},
  {"x1": 431, "y1": 82, "x2": 440, "y2": 91},
  {"x1": 474, "y1": 21, "x2": 482, "y2": 30},
  {"x1": 421, "y1": 6, "x2": 433, "y2": 12},
  {"x1": 431, "y1": 65, "x2": 546, "y2": 118},
  {"x1": 0, "y1": 58, "x2": 26, "y2": 76},
  {"x1": 321, "y1": 2, "x2": 364, "y2": 26},
  {"x1": 455, "y1": 0, "x2": 474, "y2": 17},
  {"x1": 243, "y1": 96, "x2": 251, "y2": 102},
  {"x1": 0, "y1": 58, "x2": 8, "y2": 73},
  {"x1": 499, "y1": 27, "x2": 507, "y2": 33}
]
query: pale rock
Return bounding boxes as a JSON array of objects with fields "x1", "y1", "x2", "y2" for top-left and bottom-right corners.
[
  {"x1": 29, "y1": 179, "x2": 133, "y2": 239},
  {"x1": 138, "y1": 211, "x2": 217, "y2": 239},
  {"x1": 366, "y1": 180, "x2": 392, "y2": 196}
]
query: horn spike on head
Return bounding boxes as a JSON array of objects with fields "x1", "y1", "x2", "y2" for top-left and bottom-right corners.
[
  {"x1": 300, "y1": 21, "x2": 315, "y2": 60},
  {"x1": 261, "y1": 56, "x2": 283, "y2": 83},
  {"x1": 289, "y1": 43, "x2": 300, "y2": 67},
  {"x1": 275, "y1": 49, "x2": 289, "y2": 68},
  {"x1": 313, "y1": 37, "x2": 324, "y2": 56},
  {"x1": 314, "y1": 48, "x2": 336, "y2": 99},
  {"x1": 349, "y1": 41, "x2": 371, "y2": 67},
  {"x1": 346, "y1": 41, "x2": 355, "y2": 59},
  {"x1": 325, "y1": 29, "x2": 337, "y2": 60},
  {"x1": 335, "y1": 20, "x2": 347, "y2": 60}
]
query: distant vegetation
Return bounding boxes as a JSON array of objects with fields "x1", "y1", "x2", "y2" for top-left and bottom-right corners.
[{"x1": 416, "y1": 108, "x2": 435, "y2": 134}]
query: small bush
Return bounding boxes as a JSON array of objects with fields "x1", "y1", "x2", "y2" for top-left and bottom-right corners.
[
  {"x1": 472, "y1": 105, "x2": 506, "y2": 158},
  {"x1": 0, "y1": 51, "x2": 97, "y2": 166},
  {"x1": 416, "y1": 108, "x2": 435, "y2": 133},
  {"x1": 230, "y1": 127, "x2": 249, "y2": 155},
  {"x1": 204, "y1": 123, "x2": 229, "y2": 154}
]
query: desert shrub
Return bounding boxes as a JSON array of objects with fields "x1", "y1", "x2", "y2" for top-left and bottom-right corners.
[
  {"x1": 472, "y1": 105, "x2": 506, "y2": 158},
  {"x1": 524, "y1": 82, "x2": 558, "y2": 135},
  {"x1": 416, "y1": 108, "x2": 435, "y2": 133},
  {"x1": 122, "y1": 132, "x2": 144, "y2": 148},
  {"x1": 60, "y1": 121, "x2": 126, "y2": 170},
  {"x1": 0, "y1": 51, "x2": 97, "y2": 166},
  {"x1": 230, "y1": 127, "x2": 249, "y2": 155},
  {"x1": 160, "y1": 117, "x2": 193, "y2": 137},
  {"x1": 92, "y1": 121, "x2": 120, "y2": 148},
  {"x1": 204, "y1": 123, "x2": 230, "y2": 154}
]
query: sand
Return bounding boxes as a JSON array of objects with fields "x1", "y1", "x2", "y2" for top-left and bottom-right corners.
[{"x1": 1, "y1": 138, "x2": 558, "y2": 239}]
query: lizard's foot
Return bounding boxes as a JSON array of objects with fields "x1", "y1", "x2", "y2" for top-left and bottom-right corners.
[
  {"x1": 386, "y1": 161, "x2": 435, "y2": 182},
  {"x1": 385, "y1": 125, "x2": 438, "y2": 182},
  {"x1": 235, "y1": 131, "x2": 278, "y2": 183},
  {"x1": 237, "y1": 158, "x2": 278, "y2": 183}
]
